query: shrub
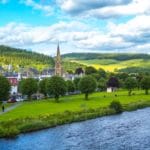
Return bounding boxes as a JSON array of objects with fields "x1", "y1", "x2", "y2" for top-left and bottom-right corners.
[
  {"x1": 109, "y1": 100, "x2": 123, "y2": 113},
  {"x1": 0, "y1": 126, "x2": 20, "y2": 138}
]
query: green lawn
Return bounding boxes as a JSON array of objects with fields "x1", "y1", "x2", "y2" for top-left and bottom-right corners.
[{"x1": 0, "y1": 90, "x2": 149, "y2": 121}]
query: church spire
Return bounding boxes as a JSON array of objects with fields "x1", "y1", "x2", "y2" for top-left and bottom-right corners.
[
  {"x1": 55, "y1": 42, "x2": 63, "y2": 76},
  {"x1": 56, "y1": 42, "x2": 61, "y2": 61}
]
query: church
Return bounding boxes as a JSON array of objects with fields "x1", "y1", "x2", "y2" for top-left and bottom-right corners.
[
  {"x1": 54, "y1": 43, "x2": 80, "y2": 80},
  {"x1": 55, "y1": 43, "x2": 63, "y2": 76}
]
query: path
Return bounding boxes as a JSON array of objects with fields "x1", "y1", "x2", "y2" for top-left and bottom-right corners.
[{"x1": 0, "y1": 103, "x2": 22, "y2": 115}]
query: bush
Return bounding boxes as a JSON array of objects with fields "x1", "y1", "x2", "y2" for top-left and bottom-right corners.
[
  {"x1": 109, "y1": 100, "x2": 123, "y2": 113},
  {"x1": 0, "y1": 126, "x2": 20, "y2": 138}
]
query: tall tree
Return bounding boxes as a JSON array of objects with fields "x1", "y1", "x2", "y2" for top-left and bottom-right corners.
[
  {"x1": 39, "y1": 78, "x2": 48, "y2": 97},
  {"x1": 66, "y1": 80, "x2": 75, "y2": 93},
  {"x1": 98, "y1": 78, "x2": 107, "y2": 91},
  {"x1": 141, "y1": 76, "x2": 150, "y2": 95},
  {"x1": 73, "y1": 77, "x2": 81, "y2": 90},
  {"x1": 79, "y1": 75, "x2": 97, "y2": 100},
  {"x1": 46, "y1": 76, "x2": 67, "y2": 102},
  {"x1": 125, "y1": 77, "x2": 137, "y2": 96},
  {"x1": 19, "y1": 78, "x2": 38, "y2": 99},
  {"x1": 0, "y1": 76, "x2": 11, "y2": 101}
]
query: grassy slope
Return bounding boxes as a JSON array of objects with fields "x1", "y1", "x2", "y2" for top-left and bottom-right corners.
[
  {"x1": 0, "y1": 90, "x2": 149, "y2": 121},
  {"x1": 69, "y1": 59, "x2": 150, "y2": 72}
]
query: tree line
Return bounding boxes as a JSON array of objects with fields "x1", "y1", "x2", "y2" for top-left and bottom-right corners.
[{"x1": 0, "y1": 66, "x2": 150, "y2": 102}]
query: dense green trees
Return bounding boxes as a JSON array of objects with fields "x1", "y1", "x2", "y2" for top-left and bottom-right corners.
[
  {"x1": 39, "y1": 78, "x2": 48, "y2": 97},
  {"x1": 125, "y1": 77, "x2": 137, "y2": 96},
  {"x1": 107, "y1": 77, "x2": 119, "y2": 89},
  {"x1": 0, "y1": 76, "x2": 11, "y2": 101},
  {"x1": 98, "y1": 78, "x2": 107, "y2": 91},
  {"x1": 73, "y1": 77, "x2": 81, "y2": 90},
  {"x1": 19, "y1": 78, "x2": 38, "y2": 99},
  {"x1": 79, "y1": 75, "x2": 97, "y2": 100},
  {"x1": 85, "y1": 66, "x2": 97, "y2": 75},
  {"x1": 46, "y1": 76, "x2": 67, "y2": 102},
  {"x1": 141, "y1": 76, "x2": 150, "y2": 95},
  {"x1": 66, "y1": 80, "x2": 75, "y2": 93}
]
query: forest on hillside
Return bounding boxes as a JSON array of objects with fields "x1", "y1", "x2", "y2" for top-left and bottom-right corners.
[
  {"x1": 0, "y1": 45, "x2": 84, "y2": 72},
  {"x1": 63, "y1": 53, "x2": 150, "y2": 61}
]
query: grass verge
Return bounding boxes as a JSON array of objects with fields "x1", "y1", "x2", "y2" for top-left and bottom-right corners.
[{"x1": 0, "y1": 99, "x2": 150, "y2": 138}]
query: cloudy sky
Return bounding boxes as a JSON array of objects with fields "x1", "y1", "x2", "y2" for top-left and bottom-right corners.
[{"x1": 0, "y1": 0, "x2": 150, "y2": 55}]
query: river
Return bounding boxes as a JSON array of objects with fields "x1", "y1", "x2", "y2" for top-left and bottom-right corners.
[{"x1": 0, "y1": 108, "x2": 150, "y2": 150}]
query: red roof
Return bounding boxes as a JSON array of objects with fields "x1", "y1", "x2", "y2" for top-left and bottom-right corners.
[{"x1": 8, "y1": 78, "x2": 18, "y2": 86}]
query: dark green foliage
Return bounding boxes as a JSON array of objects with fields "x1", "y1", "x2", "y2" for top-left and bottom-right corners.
[
  {"x1": 39, "y1": 78, "x2": 48, "y2": 97},
  {"x1": 98, "y1": 68, "x2": 106, "y2": 78},
  {"x1": 73, "y1": 77, "x2": 81, "y2": 90},
  {"x1": 125, "y1": 77, "x2": 137, "y2": 96},
  {"x1": 98, "y1": 78, "x2": 107, "y2": 91},
  {"x1": 75, "y1": 67, "x2": 84, "y2": 75},
  {"x1": 46, "y1": 76, "x2": 67, "y2": 102},
  {"x1": 107, "y1": 76, "x2": 119, "y2": 88},
  {"x1": 85, "y1": 66, "x2": 97, "y2": 75},
  {"x1": 118, "y1": 67, "x2": 150, "y2": 73},
  {"x1": 0, "y1": 45, "x2": 54, "y2": 71},
  {"x1": 141, "y1": 76, "x2": 150, "y2": 95},
  {"x1": 109, "y1": 100, "x2": 123, "y2": 113},
  {"x1": 66, "y1": 80, "x2": 75, "y2": 93},
  {"x1": 79, "y1": 75, "x2": 97, "y2": 100},
  {"x1": 0, "y1": 76, "x2": 11, "y2": 101},
  {"x1": 91, "y1": 73, "x2": 101, "y2": 81},
  {"x1": 19, "y1": 78, "x2": 38, "y2": 99},
  {"x1": 62, "y1": 53, "x2": 150, "y2": 61}
]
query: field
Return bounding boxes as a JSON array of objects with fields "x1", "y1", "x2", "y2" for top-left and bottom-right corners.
[
  {"x1": 0, "y1": 90, "x2": 149, "y2": 121},
  {"x1": 68, "y1": 59, "x2": 150, "y2": 72}
]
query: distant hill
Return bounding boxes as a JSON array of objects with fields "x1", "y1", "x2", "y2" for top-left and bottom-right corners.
[
  {"x1": 62, "y1": 53, "x2": 150, "y2": 73},
  {"x1": 0, "y1": 45, "x2": 84, "y2": 72},
  {"x1": 0, "y1": 45, "x2": 55, "y2": 71},
  {"x1": 62, "y1": 53, "x2": 150, "y2": 61},
  {"x1": 0, "y1": 46, "x2": 149, "y2": 73}
]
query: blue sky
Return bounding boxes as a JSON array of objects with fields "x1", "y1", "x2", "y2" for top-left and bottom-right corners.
[{"x1": 0, "y1": 0, "x2": 150, "y2": 55}]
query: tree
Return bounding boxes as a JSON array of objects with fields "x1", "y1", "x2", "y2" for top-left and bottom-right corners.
[
  {"x1": 125, "y1": 77, "x2": 137, "y2": 96},
  {"x1": 98, "y1": 78, "x2": 107, "y2": 91},
  {"x1": 79, "y1": 75, "x2": 97, "y2": 100},
  {"x1": 19, "y1": 78, "x2": 38, "y2": 99},
  {"x1": 46, "y1": 76, "x2": 67, "y2": 102},
  {"x1": 107, "y1": 76, "x2": 119, "y2": 91},
  {"x1": 85, "y1": 66, "x2": 97, "y2": 75},
  {"x1": 39, "y1": 78, "x2": 48, "y2": 97},
  {"x1": 73, "y1": 77, "x2": 81, "y2": 90},
  {"x1": 141, "y1": 76, "x2": 150, "y2": 95},
  {"x1": 0, "y1": 76, "x2": 11, "y2": 101},
  {"x1": 75, "y1": 67, "x2": 84, "y2": 75},
  {"x1": 66, "y1": 80, "x2": 75, "y2": 93},
  {"x1": 98, "y1": 68, "x2": 106, "y2": 78}
]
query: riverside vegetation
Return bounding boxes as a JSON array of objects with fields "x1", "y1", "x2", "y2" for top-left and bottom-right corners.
[{"x1": 0, "y1": 90, "x2": 150, "y2": 138}]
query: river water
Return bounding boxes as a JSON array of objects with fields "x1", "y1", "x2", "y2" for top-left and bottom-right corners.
[{"x1": 0, "y1": 108, "x2": 150, "y2": 150}]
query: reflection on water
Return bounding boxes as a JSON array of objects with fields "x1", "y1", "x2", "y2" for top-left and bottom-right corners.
[{"x1": 1, "y1": 108, "x2": 150, "y2": 150}]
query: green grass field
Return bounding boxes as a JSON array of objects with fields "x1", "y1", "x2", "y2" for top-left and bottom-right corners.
[
  {"x1": 69, "y1": 59, "x2": 150, "y2": 72},
  {"x1": 0, "y1": 90, "x2": 149, "y2": 121}
]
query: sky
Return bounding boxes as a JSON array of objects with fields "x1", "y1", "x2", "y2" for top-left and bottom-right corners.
[{"x1": 0, "y1": 0, "x2": 150, "y2": 55}]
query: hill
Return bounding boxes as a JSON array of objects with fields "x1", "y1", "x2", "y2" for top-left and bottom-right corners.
[
  {"x1": 62, "y1": 53, "x2": 150, "y2": 72},
  {"x1": 0, "y1": 45, "x2": 84, "y2": 72}
]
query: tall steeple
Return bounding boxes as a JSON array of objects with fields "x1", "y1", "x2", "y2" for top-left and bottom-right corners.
[{"x1": 55, "y1": 42, "x2": 63, "y2": 76}]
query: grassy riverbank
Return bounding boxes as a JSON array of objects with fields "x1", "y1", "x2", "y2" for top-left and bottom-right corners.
[{"x1": 0, "y1": 90, "x2": 149, "y2": 138}]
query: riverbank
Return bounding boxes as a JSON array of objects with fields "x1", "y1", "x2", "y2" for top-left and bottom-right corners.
[{"x1": 0, "y1": 90, "x2": 149, "y2": 138}]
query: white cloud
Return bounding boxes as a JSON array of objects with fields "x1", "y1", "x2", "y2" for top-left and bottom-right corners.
[
  {"x1": 57, "y1": 0, "x2": 150, "y2": 18},
  {"x1": 0, "y1": 15, "x2": 150, "y2": 54}
]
